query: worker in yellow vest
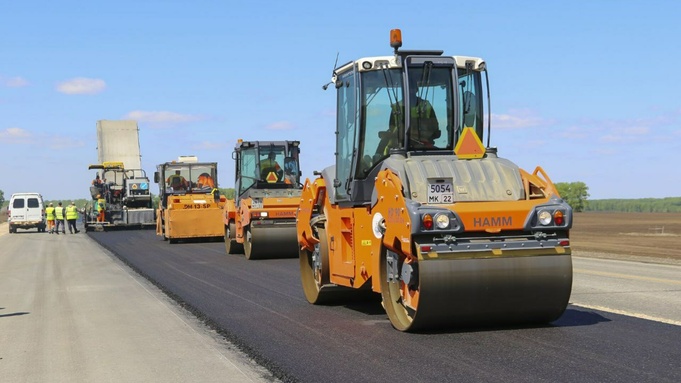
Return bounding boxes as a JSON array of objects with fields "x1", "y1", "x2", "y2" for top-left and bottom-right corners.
[
  {"x1": 96, "y1": 195, "x2": 106, "y2": 223},
  {"x1": 65, "y1": 201, "x2": 80, "y2": 234},
  {"x1": 54, "y1": 201, "x2": 66, "y2": 235},
  {"x1": 45, "y1": 202, "x2": 56, "y2": 234}
]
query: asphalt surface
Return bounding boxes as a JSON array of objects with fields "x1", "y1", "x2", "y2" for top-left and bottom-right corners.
[
  {"x1": 0, "y1": 223, "x2": 274, "y2": 383},
  {"x1": 88, "y1": 229, "x2": 681, "y2": 383},
  {"x1": 571, "y1": 255, "x2": 681, "y2": 324}
]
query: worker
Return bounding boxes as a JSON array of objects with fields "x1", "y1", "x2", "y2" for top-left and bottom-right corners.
[
  {"x1": 54, "y1": 201, "x2": 66, "y2": 235},
  {"x1": 197, "y1": 172, "x2": 215, "y2": 189},
  {"x1": 96, "y1": 194, "x2": 106, "y2": 223},
  {"x1": 65, "y1": 201, "x2": 80, "y2": 234},
  {"x1": 260, "y1": 151, "x2": 282, "y2": 181},
  {"x1": 92, "y1": 172, "x2": 104, "y2": 195},
  {"x1": 382, "y1": 81, "x2": 440, "y2": 154},
  {"x1": 167, "y1": 170, "x2": 188, "y2": 191},
  {"x1": 92, "y1": 173, "x2": 103, "y2": 186},
  {"x1": 45, "y1": 202, "x2": 56, "y2": 234}
]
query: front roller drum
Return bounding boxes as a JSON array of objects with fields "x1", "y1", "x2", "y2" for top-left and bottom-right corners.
[
  {"x1": 243, "y1": 225, "x2": 298, "y2": 260},
  {"x1": 380, "y1": 250, "x2": 573, "y2": 332}
]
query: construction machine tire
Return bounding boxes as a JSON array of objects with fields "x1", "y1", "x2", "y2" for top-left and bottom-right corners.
[
  {"x1": 244, "y1": 225, "x2": 298, "y2": 260},
  {"x1": 225, "y1": 221, "x2": 243, "y2": 254},
  {"x1": 299, "y1": 228, "x2": 356, "y2": 304},
  {"x1": 379, "y1": 248, "x2": 573, "y2": 332}
]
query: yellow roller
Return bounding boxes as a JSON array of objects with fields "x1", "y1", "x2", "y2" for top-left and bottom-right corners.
[{"x1": 223, "y1": 139, "x2": 303, "y2": 260}]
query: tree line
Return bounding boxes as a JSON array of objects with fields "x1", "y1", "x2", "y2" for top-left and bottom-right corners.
[
  {"x1": 554, "y1": 182, "x2": 681, "y2": 212},
  {"x1": 584, "y1": 197, "x2": 681, "y2": 213}
]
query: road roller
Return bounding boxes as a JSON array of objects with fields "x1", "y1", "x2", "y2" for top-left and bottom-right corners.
[
  {"x1": 224, "y1": 140, "x2": 303, "y2": 259},
  {"x1": 296, "y1": 29, "x2": 573, "y2": 332},
  {"x1": 155, "y1": 156, "x2": 225, "y2": 243}
]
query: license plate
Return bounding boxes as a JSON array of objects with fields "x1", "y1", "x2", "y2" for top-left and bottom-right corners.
[
  {"x1": 427, "y1": 181, "x2": 453, "y2": 204},
  {"x1": 251, "y1": 199, "x2": 263, "y2": 209}
]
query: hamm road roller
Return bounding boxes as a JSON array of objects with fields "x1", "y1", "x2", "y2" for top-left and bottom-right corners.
[
  {"x1": 296, "y1": 29, "x2": 573, "y2": 332},
  {"x1": 224, "y1": 140, "x2": 303, "y2": 259}
]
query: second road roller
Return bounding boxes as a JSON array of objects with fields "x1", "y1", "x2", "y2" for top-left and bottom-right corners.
[
  {"x1": 224, "y1": 139, "x2": 303, "y2": 259},
  {"x1": 296, "y1": 29, "x2": 573, "y2": 332}
]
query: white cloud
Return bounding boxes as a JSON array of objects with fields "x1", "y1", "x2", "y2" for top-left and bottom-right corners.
[
  {"x1": 265, "y1": 121, "x2": 295, "y2": 130},
  {"x1": 319, "y1": 108, "x2": 336, "y2": 118},
  {"x1": 124, "y1": 110, "x2": 202, "y2": 125},
  {"x1": 0, "y1": 127, "x2": 32, "y2": 143},
  {"x1": 622, "y1": 126, "x2": 649, "y2": 135},
  {"x1": 56, "y1": 77, "x2": 106, "y2": 95},
  {"x1": 1, "y1": 76, "x2": 29, "y2": 87},
  {"x1": 559, "y1": 126, "x2": 590, "y2": 139},
  {"x1": 47, "y1": 136, "x2": 86, "y2": 150},
  {"x1": 599, "y1": 125, "x2": 650, "y2": 143},
  {"x1": 192, "y1": 141, "x2": 228, "y2": 150},
  {"x1": 492, "y1": 109, "x2": 547, "y2": 129},
  {"x1": 0, "y1": 127, "x2": 85, "y2": 150}
]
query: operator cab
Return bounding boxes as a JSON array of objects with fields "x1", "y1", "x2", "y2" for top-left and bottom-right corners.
[
  {"x1": 233, "y1": 140, "x2": 302, "y2": 201},
  {"x1": 156, "y1": 163, "x2": 218, "y2": 194},
  {"x1": 330, "y1": 29, "x2": 488, "y2": 205}
]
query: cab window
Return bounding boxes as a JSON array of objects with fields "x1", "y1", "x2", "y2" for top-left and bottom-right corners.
[{"x1": 240, "y1": 148, "x2": 257, "y2": 194}]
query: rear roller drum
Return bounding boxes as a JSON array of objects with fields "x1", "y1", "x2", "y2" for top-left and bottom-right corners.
[{"x1": 225, "y1": 221, "x2": 243, "y2": 254}]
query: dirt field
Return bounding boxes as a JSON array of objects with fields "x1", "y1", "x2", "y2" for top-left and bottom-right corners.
[{"x1": 571, "y1": 212, "x2": 681, "y2": 262}]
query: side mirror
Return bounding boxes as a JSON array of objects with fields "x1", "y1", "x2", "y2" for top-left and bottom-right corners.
[
  {"x1": 232, "y1": 151, "x2": 237, "y2": 160},
  {"x1": 153, "y1": 172, "x2": 160, "y2": 183},
  {"x1": 284, "y1": 157, "x2": 298, "y2": 175}
]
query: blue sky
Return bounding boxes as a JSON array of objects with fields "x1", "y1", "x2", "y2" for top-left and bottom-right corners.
[{"x1": 1, "y1": 1, "x2": 680, "y2": 201}]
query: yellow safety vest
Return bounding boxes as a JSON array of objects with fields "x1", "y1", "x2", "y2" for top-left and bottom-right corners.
[
  {"x1": 66, "y1": 205, "x2": 78, "y2": 220},
  {"x1": 46, "y1": 206, "x2": 55, "y2": 220},
  {"x1": 96, "y1": 199, "x2": 106, "y2": 212},
  {"x1": 55, "y1": 206, "x2": 65, "y2": 220}
]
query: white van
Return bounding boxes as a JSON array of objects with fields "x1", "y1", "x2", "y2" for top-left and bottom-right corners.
[{"x1": 8, "y1": 192, "x2": 46, "y2": 233}]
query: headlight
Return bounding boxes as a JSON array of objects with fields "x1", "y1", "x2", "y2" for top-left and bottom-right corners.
[
  {"x1": 537, "y1": 210, "x2": 552, "y2": 225},
  {"x1": 260, "y1": 212, "x2": 268, "y2": 217},
  {"x1": 434, "y1": 213, "x2": 450, "y2": 229}
]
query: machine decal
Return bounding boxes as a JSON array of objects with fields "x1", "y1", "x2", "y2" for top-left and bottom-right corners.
[
  {"x1": 182, "y1": 203, "x2": 212, "y2": 209},
  {"x1": 472, "y1": 216, "x2": 513, "y2": 227}
]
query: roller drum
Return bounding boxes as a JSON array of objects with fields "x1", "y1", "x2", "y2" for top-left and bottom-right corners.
[
  {"x1": 246, "y1": 225, "x2": 299, "y2": 260},
  {"x1": 386, "y1": 254, "x2": 573, "y2": 332}
]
